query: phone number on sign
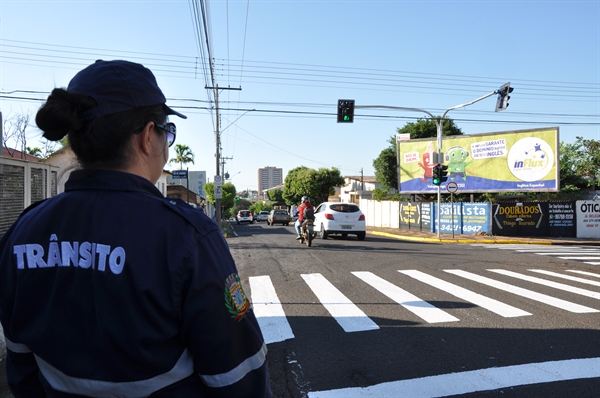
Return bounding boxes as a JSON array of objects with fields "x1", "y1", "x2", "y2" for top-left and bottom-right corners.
[{"x1": 440, "y1": 225, "x2": 483, "y2": 233}]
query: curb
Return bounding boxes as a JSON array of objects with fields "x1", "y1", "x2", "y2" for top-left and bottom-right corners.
[{"x1": 369, "y1": 231, "x2": 553, "y2": 245}]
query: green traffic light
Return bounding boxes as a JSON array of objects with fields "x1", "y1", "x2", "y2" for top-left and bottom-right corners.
[
  {"x1": 433, "y1": 177, "x2": 441, "y2": 185},
  {"x1": 344, "y1": 115, "x2": 350, "y2": 121}
]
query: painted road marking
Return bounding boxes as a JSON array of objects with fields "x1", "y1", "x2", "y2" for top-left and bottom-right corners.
[
  {"x1": 445, "y1": 270, "x2": 598, "y2": 313},
  {"x1": 249, "y1": 275, "x2": 295, "y2": 344},
  {"x1": 398, "y1": 270, "x2": 531, "y2": 318},
  {"x1": 308, "y1": 357, "x2": 600, "y2": 397},
  {"x1": 489, "y1": 269, "x2": 600, "y2": 300},
  {"x1": 301, "y1": 273, "x2": 379, "y2": 333},
  {"x1": 567, "y1": 270, "x2": 600, "y2": 278},
  {"x1": 352, "y1": 271, "x2": 459, "y2": 324},
  {"x1": 529, "y1": 269, "x2": 600, "y2": 287}
]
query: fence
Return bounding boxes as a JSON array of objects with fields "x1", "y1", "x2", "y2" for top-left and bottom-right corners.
[
  {"x1": 0, "y1": 157, "x2": 58, "y2": 237},
  {"x1": 359, "y1": 199, "x2": 599, "y2": 239}
]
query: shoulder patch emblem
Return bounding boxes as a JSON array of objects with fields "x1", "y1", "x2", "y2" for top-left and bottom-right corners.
[{"x1": 224, "y1": 273, "x2": 251, "y2": 321}]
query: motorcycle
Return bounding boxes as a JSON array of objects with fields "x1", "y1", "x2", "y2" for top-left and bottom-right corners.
[{"x1": 300, "y1": 219, "x2": 316, "y2": 247}]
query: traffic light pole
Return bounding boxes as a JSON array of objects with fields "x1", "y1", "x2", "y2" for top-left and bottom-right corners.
[{"x1": 359, "y1": 89, "x2": 500, "y2": 237}]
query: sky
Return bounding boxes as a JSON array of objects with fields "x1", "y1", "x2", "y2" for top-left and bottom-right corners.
[{"x1": 1, "y1": 0, "x2": 599, "y2": 192}]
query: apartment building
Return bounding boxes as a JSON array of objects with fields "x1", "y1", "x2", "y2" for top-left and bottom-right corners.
[{"x1": 257, "y1": 166, "x2": 283, "y2": 198}]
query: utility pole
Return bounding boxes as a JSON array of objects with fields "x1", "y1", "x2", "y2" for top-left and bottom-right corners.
[{"x1": 205, "y1": 84, "x2": 241, "y2": 227}]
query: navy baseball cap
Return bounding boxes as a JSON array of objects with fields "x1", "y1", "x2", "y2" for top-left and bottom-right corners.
[{"x1": 67, "y1": 60, "x2": 187, "y2": 122}]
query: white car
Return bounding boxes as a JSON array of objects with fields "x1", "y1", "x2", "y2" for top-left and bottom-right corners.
[
  {"x1": 236, "y1": 210, "x2": 254, "y2": 224},
  {"x1": 256, "y1": 211, "x2": 270, "y2": 222},
  {"x1": 313, "y1": 202, "x2": 366, "y2": 241}
]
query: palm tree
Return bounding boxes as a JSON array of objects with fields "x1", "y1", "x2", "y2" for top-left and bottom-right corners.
[{"x1": 169, "y1": 144, "x2": 195, "y2": 170}]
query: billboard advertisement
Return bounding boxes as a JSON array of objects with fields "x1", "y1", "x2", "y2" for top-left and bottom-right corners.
[{"x1": 397, "y1": 127, "x2": 559, "y2": 193}]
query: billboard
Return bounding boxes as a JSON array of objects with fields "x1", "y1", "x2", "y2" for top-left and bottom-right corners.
[{"x1": 397, "y1": 127, "x2": 559, "y2": 193}]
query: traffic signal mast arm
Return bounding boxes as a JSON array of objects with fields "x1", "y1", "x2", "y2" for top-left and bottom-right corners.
[{"x1": 348, "y1": 83, "x2": 513, "y2": 238}]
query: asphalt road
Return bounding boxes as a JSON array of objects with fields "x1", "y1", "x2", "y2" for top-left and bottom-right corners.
[
  {"x1": 0, "y1": 222, "x2": 597, "y2": 397},
  {"x1": 230, "y1": 221, "x2": 600, "y2": 397}
]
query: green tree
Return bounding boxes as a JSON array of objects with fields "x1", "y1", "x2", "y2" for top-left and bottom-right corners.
[
  {"x1": 250, "y1": 202, "x2": 272, "y2": 215},
  {"x1": 373, "y1": 147, "x2": 398, "y2": 192},
  {"x1": 373, "y1": 118, "x2": 463, "y2": 193},
  {"x1": 559, "y1": 140, "x2": 588, "y2": 192},
  {"x1": 397, "y1": 117, "x2": 463, "y2": 139},
  {"x1": 205, "y1": 182, "x2": 239, "y2": 218},
  {"x1": 25, "y1": 147, "x2": 42, "y2": 158},
  {"x1": 283, "y1": 166, "x2": 344, "y2": 205},
  {"x1": 168, "y1": 144, "x2": 195, "y2": 169},
  {"x1": 267, "y1": 189, "x2": 284, "y2": 203}
]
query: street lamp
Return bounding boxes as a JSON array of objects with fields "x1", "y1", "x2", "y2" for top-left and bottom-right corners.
[
  {"x1": 226, "y1": 172, "x2": 241, "y2": 180},
  {"x1": 356, "y1": 84, "x2": 511, "y2": 237}
]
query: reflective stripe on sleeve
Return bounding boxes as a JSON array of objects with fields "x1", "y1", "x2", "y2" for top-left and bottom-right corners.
[
  {"x1": 35, "y1": 349, "x2": 194, "y2": 398},
  {"x1": 200, "y1": 342, "x2": 268, "y2": 388},
  {"x1": 5, "y1": 337, "x2": 32, "y2": 353}
]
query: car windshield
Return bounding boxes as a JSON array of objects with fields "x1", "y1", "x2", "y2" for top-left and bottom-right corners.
[
  {"x1": 240, "y1": 211, "x2": 251, "y2": 216},
  {"x1": 329, "y1": 204, "x2": 360, "y2": 213},
  {"x1": 260, "y1": 211, "x2": 269, "y2": 215},
  {"x1": 274, "y1": 210, "x2": 288, "y2": 215}
]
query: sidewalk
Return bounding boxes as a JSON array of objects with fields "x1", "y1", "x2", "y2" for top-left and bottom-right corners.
[{"x1": 366, "y1": 226, "x2": 600, "y2": 246}]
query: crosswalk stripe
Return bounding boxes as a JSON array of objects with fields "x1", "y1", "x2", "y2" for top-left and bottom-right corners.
[
  {"x1": 445, "y1": 270, "x2": 598, "y2": 313},
  {"x1": 585, "y1": 262, "x2": 600, "y2": 265},
  {"x1": 301, "y1": 273, "x2": 379, "y2": 333},
  {"x1": 489, "y1": 269, "x2": 600, "y2": 300},
  {"x1": 558, "y1": 257, "x2": 600, "y2": 260},
  {"x1": 308, "y1": 357, "x2": 600, "y2": 398},
  {"x1": 535, "y1": 252, "x2": 600, "y2": 256},
  {"x1": 352, "y1": 271, "x2": 459, "y2": 324},
  {"x1": 567, "y1": 270, "x2": 600, "y2": 278},
  {"x1": 529, "y1": 269, "x2": 600, "y2": 287},
  {"x1": 398, "y1": 270, "x2": 531, "y2": 318},
  {"x1": 249, "y1": 276, "x2": 295, "y2": 344}
]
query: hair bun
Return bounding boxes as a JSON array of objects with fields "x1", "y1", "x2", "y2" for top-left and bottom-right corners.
[{"x1": 36, "y1": 89, "x2": 96, "y2": 141}]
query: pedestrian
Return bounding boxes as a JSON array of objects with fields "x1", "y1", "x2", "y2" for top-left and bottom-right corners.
[{"x1": 0, "y1": 60, "x2": 271, "y2": 397}]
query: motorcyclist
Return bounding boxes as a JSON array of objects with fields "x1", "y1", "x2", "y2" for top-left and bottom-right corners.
[{"x1": 295, "y1": 196, "x2": 315, "y2": 240}]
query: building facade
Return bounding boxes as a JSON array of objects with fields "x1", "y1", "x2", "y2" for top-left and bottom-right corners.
[
  {"x1": 167, "y1": 170, "x2": 206, "y2": 199},
  {"x1": 257, "y1": 166, "x2": 283, "y2": 198}
]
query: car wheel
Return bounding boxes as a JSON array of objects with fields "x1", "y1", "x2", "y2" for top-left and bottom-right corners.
[
  {"x1": 357, "y1": 232, "x2": 366, "y2": 241},
  {"x1": 320, "y1": 224, "x2": 328, "y2": 240}
]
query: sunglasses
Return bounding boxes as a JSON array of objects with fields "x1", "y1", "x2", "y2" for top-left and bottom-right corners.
[{"x1": 156, "y1": 122, "x2": 176, "y2": 147}]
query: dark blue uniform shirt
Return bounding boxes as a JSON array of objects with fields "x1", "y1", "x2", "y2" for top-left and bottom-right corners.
[{"x1": 0, "y1": 170, "x2": 271, "y2": 397}]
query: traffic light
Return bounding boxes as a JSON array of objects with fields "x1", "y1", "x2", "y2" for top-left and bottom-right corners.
[
  {"x1": 235, "y1": 197, "x2": 240, "y2": 201},
  {"x1": 495, "y1": 82, "x2": 514, "y2": 112},
  {"x1": 432, "y1": 164, "x2": 448, "y2": 186},
  {"x1": 337, "y1": 99, "x2": 355, "y2": 123},
  {"x1": 439, "y1": 164, "x2": 448, "y2": 183},
  {"x1": 432, "y1": 163, "x2": 441, "y2": 185}
]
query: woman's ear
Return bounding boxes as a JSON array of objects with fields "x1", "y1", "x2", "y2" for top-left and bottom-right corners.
[{"x1": 134, "y1": 121, "x2": 155, "y2": 157}]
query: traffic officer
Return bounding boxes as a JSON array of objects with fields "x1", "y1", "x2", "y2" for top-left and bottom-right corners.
[{"x1": 0, "y1": 60, "x2": 271, "y2": 397}]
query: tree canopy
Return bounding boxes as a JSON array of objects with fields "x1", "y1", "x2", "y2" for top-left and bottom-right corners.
[
  {"x1": 168, "y1": 144, "x2": 195, "y2": 170},
  {"x1": 283, "y1": 166, "x2": 344, "y2": 206}
]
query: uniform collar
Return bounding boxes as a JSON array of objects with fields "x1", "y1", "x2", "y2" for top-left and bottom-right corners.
[{"x1": 65, "y1": 169, "x2": 164, "y2": 198}]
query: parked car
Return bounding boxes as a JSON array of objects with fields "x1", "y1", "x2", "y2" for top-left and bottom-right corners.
[
  {"x1": 268, "y1": 209, "x2": 292, "y2": 226},
  {"x1": 236, "y1": 210, "x2": 254, "y2": 224},
  {"x1": 256, "y1": 211, "x2": 270, "y2": 222},
  {"x1": 313, "y1": 202, "x2": 366, "y2": 240}
]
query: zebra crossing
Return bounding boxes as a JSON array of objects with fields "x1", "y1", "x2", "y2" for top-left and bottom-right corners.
[
  {"x1": 248, "y1": 268, "x2": 600, "y2": 344},
  {"x1": 471, "y1": 244, "x2": 600, "y2": 265}
]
